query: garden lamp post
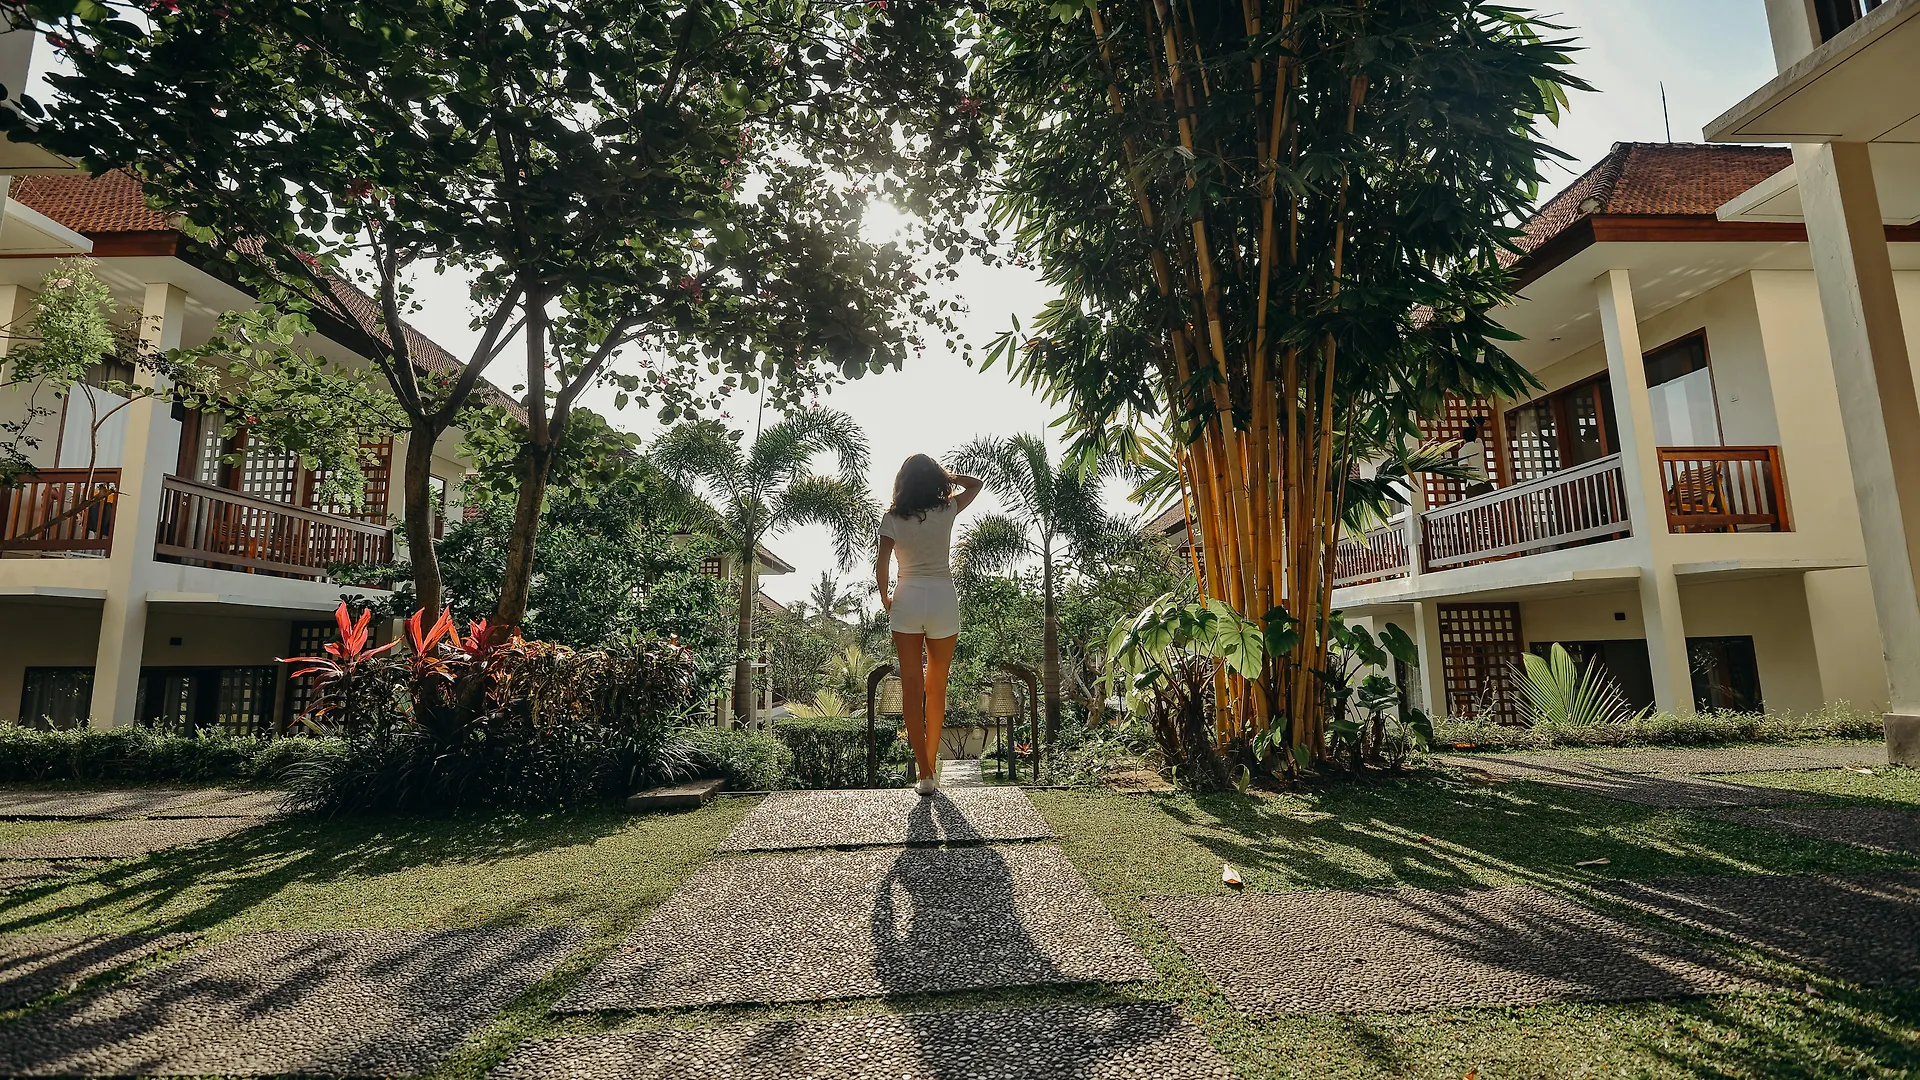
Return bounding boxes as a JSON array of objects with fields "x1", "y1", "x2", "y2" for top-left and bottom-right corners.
[
  {"x1": 987, "y1": 677, "x2": 1021, "y2": 781},
  {"x1": 866, "y1": 664, "x2": 900, "y2": 787}
]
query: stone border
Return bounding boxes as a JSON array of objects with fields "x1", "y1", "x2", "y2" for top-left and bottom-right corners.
[
  {"x1": 0, "y1": 927, "x2": 587, "y2": 1076},
  {"x1": 493, "y1": 1004, "x2": 1236, "y2": 1080},
  {"x1": 1145, "y1": 884, "x2": 1757, "y2": 1014},
  {"x1": 558, "y1": 844, "x2": 1149, "y2": 1010},
  {"x1": 718, "y1": 787, "x2": 1056, "y2": 852}
]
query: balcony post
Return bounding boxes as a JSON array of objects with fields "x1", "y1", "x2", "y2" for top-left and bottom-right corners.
[
  {"x1": 1795, "y1": 141, "x2": 1920, "y2": 762},
  {"x1": 1596, "y1": 269, "x2": 1695, "y2": 717},
  {"x1": 87, "y1": 283, "x2": 184, "y2": 729}
]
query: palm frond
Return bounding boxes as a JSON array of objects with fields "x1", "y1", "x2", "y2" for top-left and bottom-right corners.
[
  {"x1": 650, "y1": 419, "x2": 745, "y2": 496},
  {"x1": 1514, "y1": 644, "x2": 1640, "y2": 727},
  {"x1": 773, "y1": 473, "x2": 879, "y2": 570},
  {"x1": 955, "y1": 512, "x2": 1035, "y2": 576}
]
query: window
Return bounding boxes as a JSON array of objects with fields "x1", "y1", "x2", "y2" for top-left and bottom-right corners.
[
  {"x1": 1689, "y1": 637, "x2": 1763, "y2": 713},
  {"x1": 19, "y1": 668, "x2": 93, "y2": 730},
  {"x1": 1503, "y1": 376, "x2": 1620, "y2": 482},
  {"x1": 55, "y1": 361, "x2": 137, "y2": 469},
  {"x1": 1816, "y1": 0, "x2": 1885, "y2": 42},
  {"x1": 135, "y1": 667, "x2": 279, "y2": 736},
  {"x1": 1644, "y1": 333, "x2": 1721, "y2": 448}
]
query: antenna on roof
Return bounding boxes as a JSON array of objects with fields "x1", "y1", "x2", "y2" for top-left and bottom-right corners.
[{"x1": 1660, "y1": 82, "x2": 1673, "y2": 143}]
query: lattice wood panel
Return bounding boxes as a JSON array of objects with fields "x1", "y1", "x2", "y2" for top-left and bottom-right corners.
[
  {"x1": 285, "y1": 622, "x2": 337, "y2": 725},
  {"x1": 215, "y1": 667, "x2": 278, "y2": 736},
  {"x1": 1437, "y1": 602, "x2": 1525, "y2": 726},
  {"x1": 1504, "y1": 399, "x2": 1559, "y2": 483},
  {"x1": 240, "y1": 443, "x2": 300, "y2": 504},
  {"x1": 1418, "y1": 394, "x2": 1507, "y2": 507},
  {"x1": 305, "y1": 436, "x2": 393, "y2": 524}
]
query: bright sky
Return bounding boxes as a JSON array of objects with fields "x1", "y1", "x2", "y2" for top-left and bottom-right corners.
[{"x1": 36, "y1": 2, "x2": 1782, "y2": 607}]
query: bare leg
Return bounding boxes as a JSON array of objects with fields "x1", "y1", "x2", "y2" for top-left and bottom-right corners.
[
  {"x1": 924, "y1": 634, "x2": 957, "y2": 780},
  {"x1": 893, "y1": 632, "x2": 931, "y2": 780}
]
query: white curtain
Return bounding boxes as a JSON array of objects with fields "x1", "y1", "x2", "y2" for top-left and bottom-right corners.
[{"x1": 56, "y1": 387, "x2": 130, "y2": 469}]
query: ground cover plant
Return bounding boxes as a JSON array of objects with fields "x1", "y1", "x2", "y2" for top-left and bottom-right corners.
[
  {"x1": 1436, "y1": 704, "x2": 1886, "y2": 753},
  {"x1": 0, "y1": 726, "x2": 333, "y2": 785}
]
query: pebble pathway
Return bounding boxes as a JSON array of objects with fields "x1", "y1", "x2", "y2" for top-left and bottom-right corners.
[
  {"x1": 1439, "y1": 742, "x2": 1883, "y2": 777},
  {"x1": 0, "y1": 934, "x2": 199, "y2": 1010},
  {"x1": 1145, "y1": 885, "x2": 1756, "y2": 1014},
  {"x1": 718, "y1": 785, "x2": 1053, "y2": 851},
  {"x1": 1719, "y1": 805, "x2": 1920, "y2": 856},
  {"x1": 1435, "y1": 753, "x2": 1818, "y2": 807}
]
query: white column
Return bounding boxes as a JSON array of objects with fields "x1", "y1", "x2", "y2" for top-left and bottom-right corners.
[
  {"x1": 1761, "y1": 0, "x2": 1821, "y2": 67},
  {"x1": 1795, "y1": 142, "x2": 1920, "y2": 762},
  {"x1": 1411, "y1": 601, "x2": 1447, "y2": 721},
  {"x1": 1596, "y1": 269, "x2": 1695, "y2": 716},
  {"x1": 88, "y1": 283, "x2": 184, "y2": 729}
]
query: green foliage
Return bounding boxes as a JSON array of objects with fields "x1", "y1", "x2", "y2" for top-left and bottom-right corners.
[
  {"x1": 784, "y1": 689, "x2": 853, "y2": 721},
  {"x1": 1515, "y1": 643, "x2": 1642, "y2": 728},
  {"x1": 284, "y1": 605, "x2": 708, "y2": 814},
  {"x1": 758, "y1": 605, "x2": 845, "y2": 707},
  {"x1": 1038, "y1": 717, "x2": 1163, "y2": 789},
  {"x1": 1434, "y1": 703, "x2": 1885, "y2": 753},
  {"x1": 677, "y1": 725, "x2": 793, "y2": 792},
  {"x1": 0, "y1": 725, "x2": 336, "y2": 784},
  {"x1": 1320, "y1": 616, "x2": 1433, "y2": 772},
  {"x1": 772, "y1": 715, "x2": 908, "y2": 790}
]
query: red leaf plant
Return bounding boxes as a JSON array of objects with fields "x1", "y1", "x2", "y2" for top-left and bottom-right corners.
[{"x1": 279, "y1": 601, "x2": 397, "y2": 733}]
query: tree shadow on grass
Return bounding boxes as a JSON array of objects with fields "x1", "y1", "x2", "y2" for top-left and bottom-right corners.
[{"x1": 0, "y1": 809, "x2": 652, "y2": 938}]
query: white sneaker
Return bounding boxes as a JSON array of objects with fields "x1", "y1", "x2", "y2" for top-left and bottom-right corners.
[{"x1": 915, "y1": 776, "x2": 936, "y2": 796}]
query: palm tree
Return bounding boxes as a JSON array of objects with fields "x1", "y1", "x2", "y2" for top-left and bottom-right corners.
[
  {"x1": 653, "y1": 410, "x2": 876, "y2": 727},
  {"x1": 806, "y1": 570, "x2": 862, "y2": 628},
  {"x1": 952, "y1": 433, "x2": 1120, "y2": 738}
]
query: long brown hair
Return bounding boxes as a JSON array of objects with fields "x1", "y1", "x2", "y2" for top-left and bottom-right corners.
[{"x1": 888, "y1": 454, "x2": 956, "y2": 521}]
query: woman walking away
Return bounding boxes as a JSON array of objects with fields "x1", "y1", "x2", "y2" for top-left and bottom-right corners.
[{"x1": 876, "y1": 455, "x2": 982, "y2": 795}]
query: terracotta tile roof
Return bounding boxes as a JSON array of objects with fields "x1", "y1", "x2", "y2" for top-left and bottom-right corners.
[
  {"x1": 9, "y1": 170, "x2": 516, "y2": 414},
  {"x1": 1517, "y1": 142, "x2": 1794, "y2": 256},
  {"x1": 10, "y1": 171, "x2": 172, "y2": 232}
]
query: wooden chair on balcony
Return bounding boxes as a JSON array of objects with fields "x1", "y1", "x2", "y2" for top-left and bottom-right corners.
[{"x1": 1665, "y1": 462, "x2": 1730, "y2": 534}]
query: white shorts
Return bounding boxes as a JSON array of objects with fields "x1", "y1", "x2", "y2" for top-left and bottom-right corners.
[{"x1": 889, "y1": 576, "x2": 960, "y2": 639}]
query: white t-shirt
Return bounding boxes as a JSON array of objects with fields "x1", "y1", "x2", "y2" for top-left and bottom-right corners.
[{"x1": 879, "y1": 501, "x2": 958, "y2": 579}]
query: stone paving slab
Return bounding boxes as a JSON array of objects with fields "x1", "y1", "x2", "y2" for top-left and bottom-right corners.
[
  {"x1": 147, "y1": 790, "x2": 287, "y2": 818},
  {"x1": 0, "y1": 862, "x2": 74, "y2": 890},
  {"x1": 1436, "y1": 756, "x2": 1813, "y2": 808},
  {"x1": 1719, "y1": 806, "x2": 1920, "y2": 856},
  {"x1": 0, "y1": 927, "x2": 586, "y2": 1076},
  {"x1": 1439, "y1": 742, "x2": 1881, "y2": 777},
  {"x1": 558, "y1": 844, "x2": 1150, "y2": 1010},
  {"x1": 1596, "y1": 871, "x2": 1920, "y2": 988},
  {"x1": 0, "y1": 816, "x2": 258, "y2": 860},
  {"x1": 0, "y1": 788, "x2": 238, "y2": 820},
  {"x1": 718, "y1": 786, "x2": 1055, "y2": 852},
  {"x1": 492, "y1": 1003, "x2": 1235, "y2": 1080},
  {"x1": 1144, "y1": 885, "x2": 1756, "y2": 1015},
  {"x1": 0, "y1": 933, "x2": 200, "y2": 1010}
]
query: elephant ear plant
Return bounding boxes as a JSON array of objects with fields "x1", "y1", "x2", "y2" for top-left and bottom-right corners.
[
  {"x1": 1105, "y1": 594, "x2": 1294, "y2": 792},
  {"x1": 1318, "y1": 616, "x2": 1434, "y2": 772}
]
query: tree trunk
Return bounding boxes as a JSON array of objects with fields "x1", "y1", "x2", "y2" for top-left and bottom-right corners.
[
  {"x1": 1042, "y1": 536, "x2": 1060, "y2": 741},
  {"x1": 493, "y1": 439, "x2": 554, "y2": 631},
  {"x1": 733, "y1": 548, "x2": 757, "y2": 728},
  {"x1": 403, "y1": 420, "x2": 445, "y2": 618}
]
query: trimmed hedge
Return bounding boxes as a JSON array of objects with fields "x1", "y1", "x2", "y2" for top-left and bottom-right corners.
[
  {"x1": 772, "y1": 716, "x2": 909, "y2": 789},
  {"x1": 678, "y1": 725, "x2": 792, "y2": 791},
  {"x1": 0, "y1": 725, "x2": 336, "y2": 785},
  {"x1": 1433, "y1": 703, "x2": 1885, "y2": 753}
]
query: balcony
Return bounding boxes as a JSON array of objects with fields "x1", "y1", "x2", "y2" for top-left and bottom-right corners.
[
  {"x1": 2, "y1": 471, "x2": 394, "y2": 583},
  {"x1": 1333, "y1": 447, "x2": 1789, "y2": 586}
]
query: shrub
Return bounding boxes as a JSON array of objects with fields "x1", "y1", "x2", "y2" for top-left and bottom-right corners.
[
  {"x1": 1038, "y1": 719, "x2": 1164, "y2": 789},
  {"x1": 284, "y1": 603, "x2": 707, "y2": 816},
  {"x1": 1434, "y1": 702, "x2": 1885, "y2": 753},
  {"x1": 773, "y1": 715, "x2": 908, "y2": 789},
  {"x1": 679, "y1": 725, "x2": 792, "y2": 791},
  {"x1": 0, "y1": 725, "x2": 335, "y2": 784}
]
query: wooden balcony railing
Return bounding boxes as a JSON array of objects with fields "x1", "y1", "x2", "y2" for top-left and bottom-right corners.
[
  {"x1": 1423, "y1": 454, "x2": 1630, "y2": 571},
  {"x1": 1, "y1": 468, "x2": 119, "y2": 554},
  {"x1": 1333, "y1": 522, "x2": 1411, "y2": 588},
  {"x1": 154, "y1": 475, "x2": 393, "y2": 581},
  {"x1": 1659, "y1": 446, "x2": 1788, "y2": 533}
]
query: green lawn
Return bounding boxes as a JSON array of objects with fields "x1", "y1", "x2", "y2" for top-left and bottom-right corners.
[{"x1": 1, "y1": 766, "x2": 1917, "y2": 1079}]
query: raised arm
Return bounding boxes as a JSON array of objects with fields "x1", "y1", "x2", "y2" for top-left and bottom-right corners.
[
  {"x1": 876, "y1": 535, "x2": 895, "y2": 612},
  {"x1": 950, "y1": 473, "x2": 984, "y2": 512}
]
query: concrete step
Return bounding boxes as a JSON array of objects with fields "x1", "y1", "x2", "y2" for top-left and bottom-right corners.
[{"x1": 625, "y1": 778, "x2": 724, "y2": 813}]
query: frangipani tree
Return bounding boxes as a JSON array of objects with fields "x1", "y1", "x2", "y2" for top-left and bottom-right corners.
[
  {"x1": 653, "y1": 409, "x2": 874, "y2": 726},
  {"x1": 952, "y1": 433, "x2": 1123, "y2": 738},
  {"x1": 5, "y1": 0, "x2": 993, "y2": 627},
  {"x1": 980, "y1": 0, "x2": 1579, "y2": 765}
]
